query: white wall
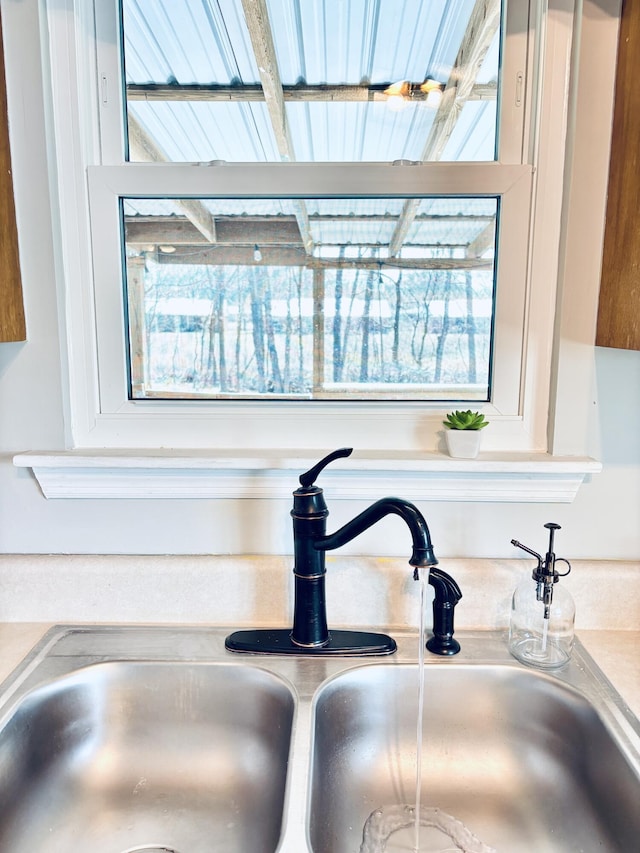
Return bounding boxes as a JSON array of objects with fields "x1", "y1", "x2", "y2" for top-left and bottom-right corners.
[{"x1": 0, "y1": 0, "x2": 638, "y2": 560}]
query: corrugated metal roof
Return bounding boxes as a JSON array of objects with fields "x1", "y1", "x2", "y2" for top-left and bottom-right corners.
[
  {"x1": 120, "y1": 2, "x2": 501, "y2": 260},
  {"x1": 122, "y1": 0, "x2": 499, "y2": 164}
]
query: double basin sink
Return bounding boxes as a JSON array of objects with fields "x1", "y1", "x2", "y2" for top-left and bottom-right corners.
[{"x1": 0, "y1": 626, "x2": 638, "y2": 852}]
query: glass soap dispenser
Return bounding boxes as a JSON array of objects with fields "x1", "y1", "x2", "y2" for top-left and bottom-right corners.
[{"x1": 508, "y1": 522, "x2": 575, "y2": 669}]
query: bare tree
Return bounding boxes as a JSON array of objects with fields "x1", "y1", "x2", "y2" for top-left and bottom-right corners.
[
  {"x1": 434, "y1": 272, "x2": 453, "y2": 383},
  {"x1": 339, "y1": 268, "x2": 363, "y2": 382},
  {"x1": 263, "y1": 274, "x2": 284, "y2": 392},
  {"x1": 359, "y1": 269, "x2": 375, "y2": 382},
  {"x1": 250, "y1": 269, "x2": 267, "y2": 392},
  {"x1": 392, "y1": 271, "x2": 402, "y2": 364},
  {"x1": 332, "y1": 249, "x2": 345, "y2": 381},
  {"x1": 216, "y1": 283, "x2": 228, "y2": 391},
  {"x1": 295, "y1": 269, "x2": 305, "y2": 388},
  {"x1": 465, "y1": 271, "x2": 477, "y2": 383}
]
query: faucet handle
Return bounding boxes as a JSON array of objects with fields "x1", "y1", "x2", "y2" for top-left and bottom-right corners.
[
  {"x1": 426, "y1": 567, "x2": 462, "y2": 656},
  {"x1": 299, "y1": 447, "x2": 353, "y2": 489}
]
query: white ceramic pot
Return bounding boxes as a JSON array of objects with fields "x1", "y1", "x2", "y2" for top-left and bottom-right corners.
[{"x1": 445, "y1": 429, "x2": 482, "y2": 459}]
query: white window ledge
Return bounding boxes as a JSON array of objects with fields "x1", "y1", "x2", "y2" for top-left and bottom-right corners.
[{"x1": 13, "y1": 450, "x2": 602, "y2": 502}]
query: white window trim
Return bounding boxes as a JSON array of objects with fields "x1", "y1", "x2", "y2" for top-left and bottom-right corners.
[
  {"x1": 14, "y1": 449, "x2": 601, "y2": 502},
  {"x1": 14, "y1": 0, "x2": 602, "y2": 501}
]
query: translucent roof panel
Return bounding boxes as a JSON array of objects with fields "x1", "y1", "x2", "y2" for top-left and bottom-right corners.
[
  {"x1": 265, "y1": 0, "x2": 455, "y2": 86},
  {"x1": 123, "y1": 195, "x2": 498, "y2": 257},
  {"x1": 130, "y1": 101, "x2": 281, "y2": 161},
  {"x1": 122, "y1": 0, "x2": 261, "y2": 84},
  {"x1": 122, "y1": 0, "x2": 501, "y2": 164}
]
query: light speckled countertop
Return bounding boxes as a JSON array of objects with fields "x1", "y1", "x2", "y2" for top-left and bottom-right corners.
[
  {"x1": 0, "y1": 623, "x2": 637, "y2": 721},
  {"x1": 578, "y1": 629, "x2": 640, "y2": 719}
]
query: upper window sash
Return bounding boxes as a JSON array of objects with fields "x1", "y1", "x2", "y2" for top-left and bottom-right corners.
[{"x1": 94, "y1": 0, "x2": 532, "y2": 168}]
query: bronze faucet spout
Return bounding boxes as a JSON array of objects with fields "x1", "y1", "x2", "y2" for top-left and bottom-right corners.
[{"x1": 315, "y1": 497, "x2": 438, "y2": 569}]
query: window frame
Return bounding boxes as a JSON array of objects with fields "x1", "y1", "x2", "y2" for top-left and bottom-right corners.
[{"x1": 45, "y1": 0, "x2": 574, "y2": 455}]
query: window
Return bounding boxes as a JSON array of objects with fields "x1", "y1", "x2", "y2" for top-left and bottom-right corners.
[
  {"x1": 115, "y1": 0, "x2": 514, "y2": 404},
  {"x1": 46, "y1": 0, "x2": 574, "y2": 452},
  {"x1": 123, "y1": 195, "x2": 498, "y2": 401}
]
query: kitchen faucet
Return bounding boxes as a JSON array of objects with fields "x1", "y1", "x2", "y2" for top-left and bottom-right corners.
[{"x1": 226, "y1": 448, "x2": 462, "y2": 656}]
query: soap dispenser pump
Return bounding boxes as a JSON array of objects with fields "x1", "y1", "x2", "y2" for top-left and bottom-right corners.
[{"x1": 508, "y1": 523, "x2": 575, "y2": 669}]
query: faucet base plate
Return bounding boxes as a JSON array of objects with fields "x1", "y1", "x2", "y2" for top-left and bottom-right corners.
[{"x1": 225, "y1": 629, "x2": 397, "y2": 656}]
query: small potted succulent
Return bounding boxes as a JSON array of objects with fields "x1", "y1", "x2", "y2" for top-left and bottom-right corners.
[{"x1": 443, "y1": 409, "x2": 489, "y2": 459}]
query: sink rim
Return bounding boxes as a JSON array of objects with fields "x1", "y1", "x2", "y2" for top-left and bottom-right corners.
[{"x1": 0, "y1": 626, "x2": 638, "y2": 853}]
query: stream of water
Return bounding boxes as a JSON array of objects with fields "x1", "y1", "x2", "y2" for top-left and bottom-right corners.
[
  {"x1": 413, "y1": 572, "x2": 428, "y2": 851},
  {"x1": 359, "y1": 569, "x2": 496, "y2": 853}
]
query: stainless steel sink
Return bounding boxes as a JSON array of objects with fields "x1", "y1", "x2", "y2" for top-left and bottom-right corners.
[
  {"x1": 0, "y1": 627, "x2": 638, "y2": 853},
  {"x1": 0, "y1": 657, "x2": 294, "y2": 853},
  {"x1": 309, "y1": 663, "x2": 640, "y2": 853}
]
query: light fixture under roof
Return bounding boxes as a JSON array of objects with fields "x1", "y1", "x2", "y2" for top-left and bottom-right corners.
[
  {"x1": 253, "y1": 244, "x2": 262, "y2": 262},
  {"x1": 383, "y1": 80, "x2": 411, "y2": 111},
  {"x1": 383, "y1": 78, "x2": 445, "y2": 110},
  {"x1": 420, "y1": 77, "x2": 445, "y2": 108}
]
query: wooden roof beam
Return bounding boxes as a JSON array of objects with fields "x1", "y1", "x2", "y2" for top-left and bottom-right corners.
[
  {"x1": 240, "y1": 0, "x2": 314, "y2": 254},
  {"x1": 128, "y1": 113, "x2": 217, "y2": 243},
  {"x1": 155, "y1": 246, "x2": 493, "y2": 271},
  {"x1": 388, "y1": 0, "x2": 501, "y2": 258},
  {"x1": 466, "y1": 220, "x2": 496, "y2": 259},
  {"x1": 126, "y1": 81, "x2": 498, "y2": 104},
  {"x1": 125, "y1": 217, "x2": 303, "y2": 247}
]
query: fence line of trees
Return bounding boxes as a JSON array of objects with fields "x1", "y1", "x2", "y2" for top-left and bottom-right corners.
[{"x1": 134, "y1": 258, "x2": 493, "y2": 397}]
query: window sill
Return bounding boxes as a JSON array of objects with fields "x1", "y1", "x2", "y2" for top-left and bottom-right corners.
[{"x1": 13, "y1": 450, "x2": 602, "y2": 502}]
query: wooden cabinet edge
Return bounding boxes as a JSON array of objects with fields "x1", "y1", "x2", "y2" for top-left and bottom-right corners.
[
  {"x1": 597, "y1": 0, "x2": 640, "y2": 351},
  {"x1": 0, "y1": 7, "x2": 25, "y2": 343}
]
